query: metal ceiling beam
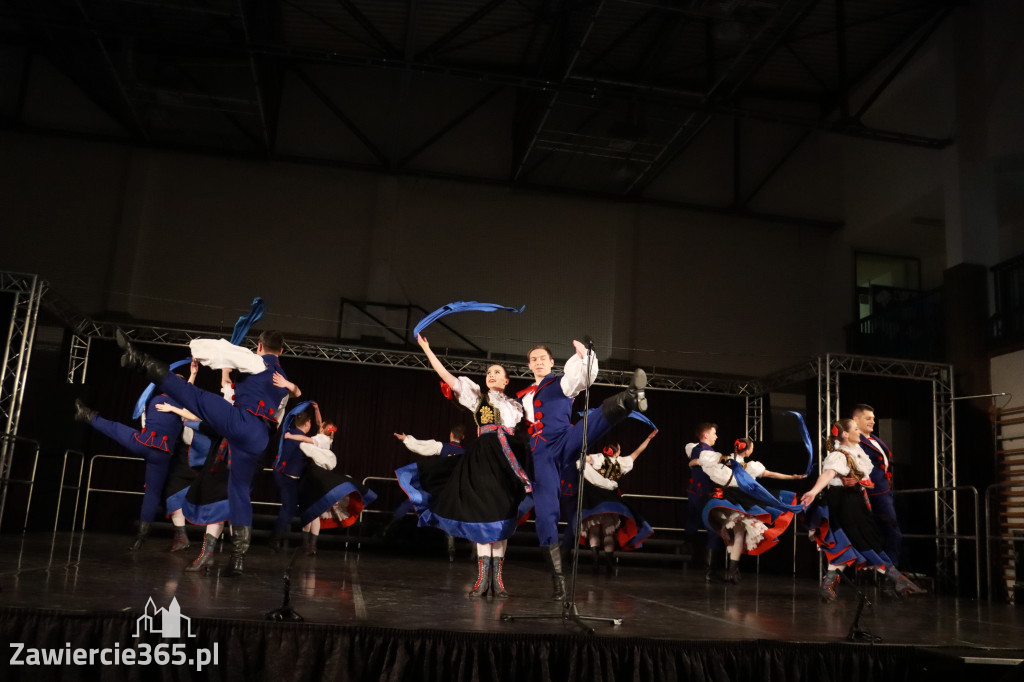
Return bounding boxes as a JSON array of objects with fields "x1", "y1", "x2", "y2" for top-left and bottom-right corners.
[
  {"x1": 513, "y1": 0, "x2": 606, "y2": 181},
  {"x1": 397, "y1": 85, "x2": 506, "y2": 167},
  {"x1": 415, "y1": 0, "x2": 507, "y2": 61},
  {"x1": 625, "y1": 0, "x2": 822, "y2": 195},
  {"x1": 114, "y1": 0, "x2": 237, "y2": 18},
  {"x1": 57, "y1": 1, "x2": 150, "y2": 140},
  {"x1": 852, "y1": 4, "x2": 954, "y2": 122},
  {"x1": 781, "y1": 40, "x2": 830, "y2": 92},
  {"x1": 517, "y1": 106, "x2": 604, "y2": 179},
  {"x1": 741, "y1": 3, "x2": 955, "y2": 207},
  {"x1": 741, "y1": 127, "x2": 812, "y2": 206},
  {"x1": 403, "y1": 0, "x2": 421, "y2": 60},
  {"x1": 288, "y1": 64, "x2": 391, "y2": 167},
  {"x1": 278, "y1": 0, "x2": 379, "y2": 52},
  {"x1": 581, "y1": 9, "x2": 654, "y2": 71},
  {"x1": 834, "y1": 0, "x2": 850, "y2": 120},
  {"x1": 163, "y1": 60, "x2": 264, "y2": 149},
  {"x1": 0, "y1": 7, "x2": 953, "y2": 149},
  {"x1": 336, "y1": 0, "x2": 400, "y2": 58},
  {"x1": 790, "y1": 0, "x2": 956, "y2": 43},
  {"x1": 236, "y1": 0, "x2": 273, "y2": 153}
]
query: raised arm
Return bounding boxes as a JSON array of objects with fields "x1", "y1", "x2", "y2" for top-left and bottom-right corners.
[
  {"x1": 560, "y1": 340, "x2": 599, "y2": 396},
  {"x1": 283, "y1": 432, "x2": 316, "y2": 444},
  {"x1": 188, "y1": 358, "x2": 199, "y2": 385},
  {"x1": 417, "y1": 334, "x2": 459, "y2": 390},
  {"x1": 395, "y1": 432, "x2": 444, "y2": 456},
  {"x1": 312, "y1": 402, "x2": 322, "y2": 428},
  {"x1": 154, "y1": 402, "x2": 199, "y2": 422},
  {"x1": 626, "y1": 430, "x2": 658, "y2": 461},
  {"x1": 272, "y1": 372, "x2": 302, "y2": 398},
  {"x1": 799, "y1": 469, "x2": 837, "y2": 506},
  {"x1": 762, "y1": 469, "x2": 808, "y2": 481}
]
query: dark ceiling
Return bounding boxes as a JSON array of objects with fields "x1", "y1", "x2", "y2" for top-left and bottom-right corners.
[{"x1": 0, "y1": 0, "x2": 958, "y2": 225}]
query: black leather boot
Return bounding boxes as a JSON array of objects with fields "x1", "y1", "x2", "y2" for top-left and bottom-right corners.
[
  {"x1": 129, "y1": 522, "x2": 150, "y2": 552},
  {"x1": 222, "y1": 526, "x2": 251, "y2": 577},
  {"x1": 724, "y1": 558, "x2": 741, "y2": 584},
  {"x1": 590, "y1": 546, "x2": 600, "y2": 573},
  {"x1": 704, "y1": 548, "x2": 719, "y2": 582},
  {"x1": 603, "y1": 549, "x2": 616, "y2": 575},
  {"x1": 820, "y1": 569, "x2": 841, "y2": 602},
  {"x1": 491, "y1": 557, "x2": 509, "y2": 599},
  {"x1": 185, "y1": 533, "x2": 218, "y2": 573},
  {"x1": 269, "y1": 532, "x2": 284, "y2": 553},
  {"x1": 469, "y1": 558, "x2": 491, "y2": 597},
  {"x1": 115, "y1": 329, "x2": 168, "y2": 384},
  {"x1": 303, "y1": 531, "x2": 318, "y2": 556},
  {"x1": 73, "y1": 399, "x2": 97, "y2": 423},
  {"x1": 543, "y1": 543, "x2": 567, "y2": 601},
  {"x1": 600, "y1": 368, "x2": 648, "y2": 422},
  {"x1": 169, "y1": 525, "x2": 190, "y2": 552},
  {"x1": 885, "y1": 565, "x2": 926, "y2": 597}
]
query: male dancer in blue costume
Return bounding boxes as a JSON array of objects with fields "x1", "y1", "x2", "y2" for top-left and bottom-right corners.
[
  {"x1": 116, "y1": 329, "x2": 300, "y2": 576},
  {"x1": 517, "y1": 341, "x2": 647, "y2": 600},
  {"x1": 685, "y1": 422, "x2": 724, "y2": 581},
  {"x1": 74, "y1": 387, "x2": 186, "y2": 551},
  {"x1": 852, "y1": 403, "x2": 904, "y2": 566},
  {"x1": 270, "y1": 411, "x2": 316, "y2": 551}
]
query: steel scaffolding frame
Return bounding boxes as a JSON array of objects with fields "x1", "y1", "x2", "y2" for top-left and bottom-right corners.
[
  {"x1": 805, "y1": 353, "x2": 957, "y2": 592},
  {"x1": 745, "y1": 395, "x2": 765, "y2": 441},
  {"x1": 0, "y1": 271, "x2": 46, "y2": 529},
  {"x1": 53, "y1": 316, "x2": 761, "y2": 397}
]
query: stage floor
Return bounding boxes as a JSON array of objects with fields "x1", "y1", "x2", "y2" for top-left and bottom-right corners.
[{"x1": 0, "y1": 531, "x2": 1022, "y2": 655}]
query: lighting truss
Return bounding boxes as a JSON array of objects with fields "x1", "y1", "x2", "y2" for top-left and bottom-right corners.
[{"x1": 0, "y1": 271, "x2": 46, "y2": 528}]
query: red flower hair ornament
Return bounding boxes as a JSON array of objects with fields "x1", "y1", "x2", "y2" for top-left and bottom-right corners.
[
  {"x1": 830, "y1": 424, "x2": 840, "y2": 437},
  {"x1": 733, "y1": 439, "x2": 747, "y2": 452}
]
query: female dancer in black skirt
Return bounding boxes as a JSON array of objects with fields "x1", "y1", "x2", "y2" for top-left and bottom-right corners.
[
  {"x1": 294, "y1": 409, "x2": 376, "y2": 556},
  {"x1": 697, "y1": 437, "x2": 806, "y2": 583},
  {"x1": 576, "y1": 431, "x2": 657, "y2": 573},
  {"x1": 800, "y1": 420, "x2": 923, "y2": 600},
  {"x1": 396, "y1": 334, "x2": 532, "y2": 599}
]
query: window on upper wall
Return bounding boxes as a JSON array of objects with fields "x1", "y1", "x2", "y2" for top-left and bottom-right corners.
[{"x1": 855, "y1": 253, "x2": 921, "y2": 319}]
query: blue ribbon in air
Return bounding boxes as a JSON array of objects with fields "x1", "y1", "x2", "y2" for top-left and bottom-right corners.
[
  {"x1": 132, "y1": 358, "x2": 194, "y2": 419},
  {"x1": 414, "y1": 301, "x2": 525, "y2": 337},
  {"x1": 133, "y1": 297, "x2": 266, "y2": 419},
  {"x1": 785, "y1": 410, "x2": 817, "y2": 476}
]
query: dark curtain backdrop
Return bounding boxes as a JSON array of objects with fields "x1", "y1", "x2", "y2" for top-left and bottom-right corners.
[{"x1": 0, "y1": 606, "x2": 969, "y2": 682}]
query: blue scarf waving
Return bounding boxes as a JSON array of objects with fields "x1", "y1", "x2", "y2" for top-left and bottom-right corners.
[{"x1": 414, "y1": 300, "x2": 524, "y2": 337}]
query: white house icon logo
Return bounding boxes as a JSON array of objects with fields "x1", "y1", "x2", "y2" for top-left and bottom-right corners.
[{"x1": 132, "y1": 597, "x2": 195, "y2": 638}]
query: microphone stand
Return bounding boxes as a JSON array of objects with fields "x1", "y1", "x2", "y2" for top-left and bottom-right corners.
[
  {"x1": 265, "y1": 547, "x2": 304, "y2": 622},
  {"x1": 502, "y1": 341, "x2": 622, "y2": 633},
  {"x1": 844, "y1": 571, "x2": 881, "y2": 643}
]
